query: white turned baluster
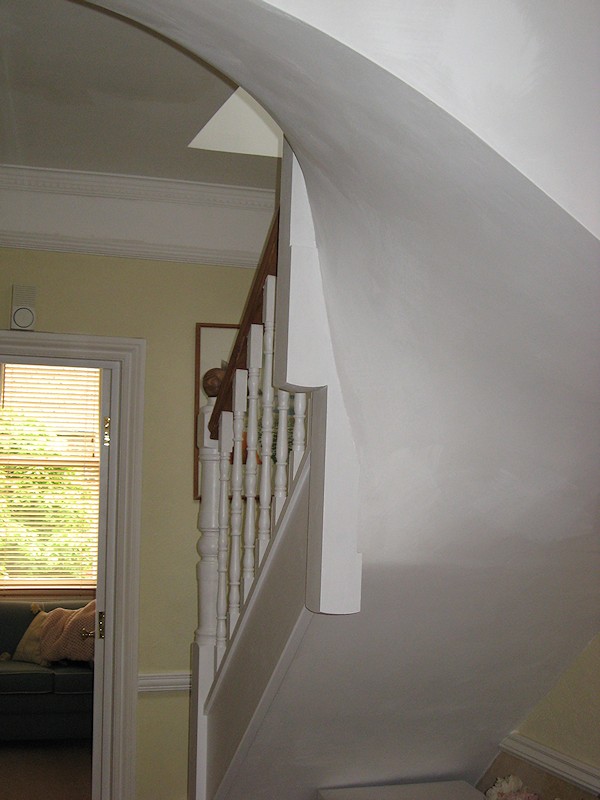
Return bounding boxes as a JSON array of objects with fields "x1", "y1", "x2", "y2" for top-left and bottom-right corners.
[
  {"x1": 215, "y1": 411, "x2": 233, "y2": 669},
  {"x1": 242, "y1": 324, "x2": 263, "y2": 601},
  {"x1": 289, "y1": 392, "x2": 307, "y2": 482},
  {"x1": 228, "y1": 370, "x2": 247, "y2": 635},
  {"x1": 257, "y1": 276, "x2": 276, "y2": 564},
  {"x1": 273, "y1": 389, "x2": 290, "y2": 521},
  {"x1": 195, "y1": 396, "x2": 219, "y2": 653}
]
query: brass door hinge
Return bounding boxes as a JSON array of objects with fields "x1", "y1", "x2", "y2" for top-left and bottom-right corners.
[{"x1": 103, "y1": 417, "x2": 111, "y2": 447}]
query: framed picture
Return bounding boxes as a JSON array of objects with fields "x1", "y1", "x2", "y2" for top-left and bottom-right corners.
[{"x1": 194, "y1": 323, "x2": 239, "y2": 499}]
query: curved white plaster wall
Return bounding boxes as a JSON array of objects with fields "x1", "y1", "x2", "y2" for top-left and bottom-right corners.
[
  {"x1": 263, "y1": 0, "x2": 600, "y2": 238},
  {"x1": 90, "y1": 0, "x2": 599, "y2": 789}
]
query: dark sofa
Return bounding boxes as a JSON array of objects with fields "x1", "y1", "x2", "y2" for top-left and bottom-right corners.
[{"x1": 0, "y1": 599, "x2": 94, "y2": 741}]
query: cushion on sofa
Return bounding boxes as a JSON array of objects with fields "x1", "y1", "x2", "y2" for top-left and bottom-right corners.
[
  {"x1": 0, "y1": 602, "x2": 49, "y2": 654},
  {"x1": 13, "y1": 610, "x2": 50, "y2": 665},
  {"x1": 0, "y1": 599, "x2": 94, "y2": 657},
  {"x1": 40, "y1": 600, "x2": 96, "y2": 663}
]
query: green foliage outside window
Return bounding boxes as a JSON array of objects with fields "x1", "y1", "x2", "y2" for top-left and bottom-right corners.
[{"x1": 0, "y1": 409, "x2": 97, "y2": 581}]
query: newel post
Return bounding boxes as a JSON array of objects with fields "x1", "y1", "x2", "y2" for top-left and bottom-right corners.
[
  {"x1": 195, "y1": 393, "x2": 220, "y2": 652},
  {"x1": 189, "y1": 372, "x2": 222, "y2": 800}
]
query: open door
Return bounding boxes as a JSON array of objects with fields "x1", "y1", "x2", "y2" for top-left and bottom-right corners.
[{"x1": 93, "y1": 363, "x2": 119, "y2": 800}]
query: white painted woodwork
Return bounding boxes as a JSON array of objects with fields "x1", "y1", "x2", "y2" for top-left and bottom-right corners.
[
  {"x1": 195, "y1": 395, "x2": 219, "y2": 650},
  {"x1": 229, "y1": 370, "x2": 247, "y2": 636},
  {"x1": 94, "y1": 367, "x2": 117, "y2": 800},
  {"x1": 205, "y1": 457, "x2": 313, "y2": 800},
  {"x1": 189, "y1": 643, "x2": 210, "y2": 800},
  {"x1": 191, "y1": 393, "x2": 220, "y2": 799},
  {"x1": 500, "y1": 733, "x2": 600, "y2": 795},
  {"x1": 137, "y1": 672, "x2": 192, "y2": 692},
  {"x1": 274, "y1": 143, "x2": 329, "y2": 390},
  {"x1": 276, "y1": 144, "x2": 362, "y2": 614},
  {"x1": 273, "y1": 388, "x2": 290, "y2": 521},
  {"x1": 216, "y1": 412, "x2": 233, "y2": 669},
  {"x1": 0, "y1": 165, "x2": 275, "y2": 267},
  {"x1": 289, "y1": 390, "x2": 307, "y2": 481},
  {"x1": 257, "y1": 276, "x2": 276, "y2": 564},
  {"x1": 242, "y1": 324, "x2": 263, "y2": 601}
]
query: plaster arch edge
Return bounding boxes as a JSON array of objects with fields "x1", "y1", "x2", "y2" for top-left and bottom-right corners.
[{"x1": 88, "y1": 0, "x2": 599, "y2": 240}]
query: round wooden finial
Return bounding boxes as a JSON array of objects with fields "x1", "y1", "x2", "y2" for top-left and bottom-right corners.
[{"x1": 202, "y1": 367, "x2": 225, "y2": 397}]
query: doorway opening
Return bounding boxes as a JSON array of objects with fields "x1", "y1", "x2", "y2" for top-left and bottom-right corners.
[{"x1": 0, "y1": 331, "x2": 145, "y2": 800}]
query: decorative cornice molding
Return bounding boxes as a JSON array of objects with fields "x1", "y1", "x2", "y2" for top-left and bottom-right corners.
[
  {"x1": 0, "y1": 164, "x2": 276, "y2": 211},
  {"x1": 138, "y1": 672, "x2": 192, "y2": 693},
  {"x1": 500, "y1": 732, "x2": 600, "y2": 794},
  {"x1": 0, "y1": 231, "x2": 259, "y2": 268}
]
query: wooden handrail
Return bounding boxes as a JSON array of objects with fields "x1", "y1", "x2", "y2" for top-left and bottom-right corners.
[{"x1": 208, "y1": 209, "x2": 279, "y2": 439}]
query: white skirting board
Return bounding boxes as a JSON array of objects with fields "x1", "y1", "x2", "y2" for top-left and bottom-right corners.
[
  {"x1": 138, "y1": 672, "x2": 191, "y2": 693},
  {"x1": 501, "y1": 732, "x2": 600, "y2": 794}
]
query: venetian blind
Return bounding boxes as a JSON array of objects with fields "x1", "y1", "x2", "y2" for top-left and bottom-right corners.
[{"x1": 0, "y1": 363, "x2": 101, "y2": 588}]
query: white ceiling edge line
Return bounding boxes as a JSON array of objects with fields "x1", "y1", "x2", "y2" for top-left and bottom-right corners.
[
  {"x1": 0, "y1": 164, "x2": 276, "y2": 211},
  {"x1": 0, "y1": 231, "x2": 261, "y2": 268},
  {"x1": 189, "y1": 87, "x2": 283, "y2": 158}
]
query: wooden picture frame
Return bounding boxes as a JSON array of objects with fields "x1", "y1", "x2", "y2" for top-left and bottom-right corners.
[{"x1": 194, "y1": 323, "x2": 239, "y2": 499}]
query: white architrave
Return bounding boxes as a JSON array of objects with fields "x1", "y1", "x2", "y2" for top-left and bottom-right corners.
[{"x1": 0, "y1": 330, "x2": 145, "y2": 800}]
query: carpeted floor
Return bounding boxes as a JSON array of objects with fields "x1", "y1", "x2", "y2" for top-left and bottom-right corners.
[{"x1": 0, "y1": 739, "x2": 92, "y2": 800}]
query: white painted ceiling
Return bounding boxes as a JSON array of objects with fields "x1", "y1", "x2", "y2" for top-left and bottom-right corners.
[{"x1": 0, "y1": 0, "x2": 279, "y2": 190}]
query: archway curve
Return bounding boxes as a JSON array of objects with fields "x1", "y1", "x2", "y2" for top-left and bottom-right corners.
[{"x1": 87, "y1": 1, "x2": 600, "y2": 797}]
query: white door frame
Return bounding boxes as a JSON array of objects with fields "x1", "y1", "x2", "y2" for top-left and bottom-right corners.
[{"x1": 0, "y1": 330, "x2": 145, "y2": 800}]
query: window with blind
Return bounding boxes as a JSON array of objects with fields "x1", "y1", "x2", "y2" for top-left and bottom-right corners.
[{"x1": 0, "y1": 363, "x2": 101, "y2": 589}]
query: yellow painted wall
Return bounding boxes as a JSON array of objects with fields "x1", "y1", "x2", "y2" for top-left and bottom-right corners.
[
  {"x1": 517, "y1": 634, "x2": 600, "y2": 768},
  {"x1": 137, "y1": 692, "x2": 193, "y2": 800},
  {"x1": 0, "y1": 247, "x2": 253, "y2": 799}
]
